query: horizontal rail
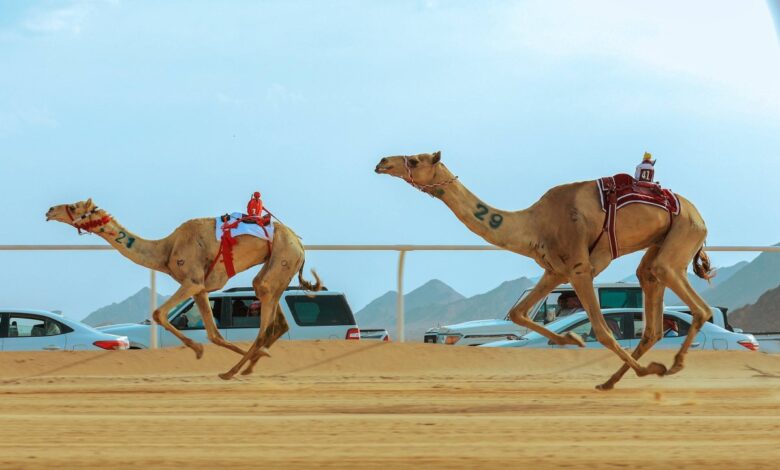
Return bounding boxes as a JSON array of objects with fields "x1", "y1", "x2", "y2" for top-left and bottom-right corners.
[{"x1": 2, "y1": 244, "x2": 780, "y2": 252}]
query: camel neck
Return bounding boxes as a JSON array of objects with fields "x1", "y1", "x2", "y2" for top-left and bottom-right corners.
[
  {"x1": 434, "y1": 168, "x2": 537, "y2": 256},
  {"x1": 94, "y1": 218, "x2": 172, "y2": 274}
]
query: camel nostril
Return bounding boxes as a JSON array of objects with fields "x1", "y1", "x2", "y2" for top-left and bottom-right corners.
[{"x1": 379, "y1": 157, "x2": 388, "y2": 164}]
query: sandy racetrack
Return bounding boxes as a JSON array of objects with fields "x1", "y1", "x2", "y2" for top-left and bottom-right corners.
[{"x1": 1, "y1": 341, "x2": 779, "y2": 469}]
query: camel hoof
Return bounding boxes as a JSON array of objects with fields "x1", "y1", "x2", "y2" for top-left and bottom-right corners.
[
  {"x1": 595, "y1": 382, "x2": 615, "y2": 391},
  {"x1": 566, "y1": 331, "x2": 585, "y2": 347},
  {"x1": 191, "y1": 343, "x2": 204, "y2": 359},
  {"x1": 218, "y1": 372, "x2": 234, "y2": 381},
  {"x1": 666, "y1": 362, "x2": 684, "y2": 376},
  {"x1": 646, "y1": 362, "x2": 667, "y2": 377}
]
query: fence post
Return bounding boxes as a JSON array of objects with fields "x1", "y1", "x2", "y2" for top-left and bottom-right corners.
[
  {"x1": 396, "y1": 250, "x2": 407, "y2": 342},
  {"x1": 150, "y1": 269, "x2": 158, "y2": 349}
]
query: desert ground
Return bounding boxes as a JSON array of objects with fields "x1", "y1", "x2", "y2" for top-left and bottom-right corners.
[{"x1": 1, "y1": 341, "x2": 779, "y2": 469}]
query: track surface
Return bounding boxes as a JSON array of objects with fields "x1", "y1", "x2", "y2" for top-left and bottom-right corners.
[{"x1": 1, "y1": 341, "x2": 779, "y2": 469}]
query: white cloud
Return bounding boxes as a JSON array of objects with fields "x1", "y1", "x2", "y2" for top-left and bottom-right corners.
[
  {"x1": 0, "y1": 107, "x2": 58, "y2": 137},
  {"x1": 22, "y1": 0, "x2": 118, "y2": 35},
  {"x1": 265, "y1": 83, "x2": 305, "y2": 107},
  {"x1": 498, "y1": 0, "x2": 780, "y2": 112}
]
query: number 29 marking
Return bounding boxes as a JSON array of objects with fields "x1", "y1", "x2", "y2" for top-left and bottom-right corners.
[{"x1": 474, "y1": 203, "x2": 503, "y2": 229}]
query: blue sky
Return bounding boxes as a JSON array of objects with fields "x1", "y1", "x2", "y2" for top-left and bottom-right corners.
[{"x1": 2, "y1": 1, "x2": 780, "y2": 320}]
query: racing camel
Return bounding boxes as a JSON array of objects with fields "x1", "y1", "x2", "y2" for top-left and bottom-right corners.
[
  {"x1": 375, "y1": 151, "x2": 713, "y2": 390},
  {"x1": 46, "y1": 199, "x2": 321, "y2": 379}
]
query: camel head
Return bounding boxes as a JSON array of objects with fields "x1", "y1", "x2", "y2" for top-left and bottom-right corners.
[
  {"x1": 375, "y1": 151, "x2": 456, "y2": 196},
  {"x1": 46, "y1": 199, "x2": 110, "y2": 233}
]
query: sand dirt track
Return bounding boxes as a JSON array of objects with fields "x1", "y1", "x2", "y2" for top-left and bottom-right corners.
[{"x1": 1, "y1": 341, "x2": 779, "y2": 469}]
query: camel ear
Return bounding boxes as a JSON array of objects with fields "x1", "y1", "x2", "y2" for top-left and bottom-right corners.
[
  {"x1": 86, "y1": 198, "x2": 93, "y2": 208},
  {"x1": 431, "y1": 151, "x2": 441, "y2": 164}
]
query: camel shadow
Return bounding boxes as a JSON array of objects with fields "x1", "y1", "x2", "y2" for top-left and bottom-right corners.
[
  {"x1": 264, "y1": 341, "x2": 390, "y2": 378},
  {"x1": 0, "y1": 351, "x2": 113, "y2": 385}
]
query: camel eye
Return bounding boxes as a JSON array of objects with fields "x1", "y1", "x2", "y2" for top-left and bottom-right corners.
[
  {"x1": 408, "y1": 158, "x2": 419, "y2": 167},
  {"x1": 68, "y1": 205, "x2": 76, "y2": 210}
]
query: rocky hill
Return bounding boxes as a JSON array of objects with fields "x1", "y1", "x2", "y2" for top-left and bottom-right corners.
[
  {"x1": 356, "y1": 277, "x2": 535, "y2": 341},
  {"x1": 728, "y1": 284, "x2": 780, "y2": 332},
  {"x1": 354, "y1": 279, "x2": 465, "y2": 333},
  {"x1": 702, "y1": 249, "x2": 780, "y2": 310},
  {"x1": 82, "y1": 287, "x2": 169, "y2": 327}
]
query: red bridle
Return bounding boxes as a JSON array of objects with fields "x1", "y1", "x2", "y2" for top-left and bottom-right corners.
[
  {"x1": 403, "y1": 157, "x2": 458, "y2": 197},
  {"x1": 65, "y1": 205, "x2": 112, "y2": 235}
]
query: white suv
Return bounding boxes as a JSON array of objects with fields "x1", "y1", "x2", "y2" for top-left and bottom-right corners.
[
  {"x1": 98, "y1": 287, "x2": 360, "y2": 348},
  {"x1": 424, "y1": 283, "x2": 643, "y2": 346}
]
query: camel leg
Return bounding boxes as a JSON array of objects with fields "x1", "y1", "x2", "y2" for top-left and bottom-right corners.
[
  {"x1": 647, "y1": 220, "x2": 710, "y2": 376},
  {"x1": 506, "y1": 271, "x2": 584, "y2": 346},
  {"x1": 193, "y1": 291, "x2": 247, "y2": 356},
  {"x1": 152, "y1": 282, "x2": 204, "y2": 359},
  {"x1": 219, "y1": 231, "x2": 303, "y2": 380},
  {"x1": 652, "y1": 262, "x2": 711, "y2": 376},
  {"x1": 240, "y1": 305, "x2": 289, "y2": 375},
  {"x1": 568, "y1": 261, "x2": 666, "y2": 378},
  {"x1": 597, "y1": 246, "x2": 666, "y2": 391}
]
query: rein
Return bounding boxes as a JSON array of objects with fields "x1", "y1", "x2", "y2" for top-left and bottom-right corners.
[
  {"x1": 403, "y1": 157, "x2": 458, "y2": 197},
  {"x1": 66, "y1": 206, "x2": 112, "y2": 235}
]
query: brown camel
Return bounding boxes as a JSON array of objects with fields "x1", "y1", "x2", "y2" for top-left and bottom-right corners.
[
  {"x1": 375, "y1": 151, "x2": 714, "y2": 390},
  {"x1": 45, "y1": 199, "x2": 321, "y2": 379}
]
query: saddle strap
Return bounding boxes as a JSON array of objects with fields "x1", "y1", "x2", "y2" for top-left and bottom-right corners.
[{"x1": 591, "y1": 177, "x2": 620, "y2": 259}]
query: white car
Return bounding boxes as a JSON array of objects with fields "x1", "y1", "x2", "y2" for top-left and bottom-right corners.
[
  {"x1": 0, "y1": 308, "x2": 129, "y2": 351},
  {"x1": 479, "y1": 308, "x2": 761, "y2": 351},
  {"x1": 99, "y1": 287, "x2": 361, "y2": 348},
  {"x1": 425, "y1": 283, "x2": 643, "y2": 346}
]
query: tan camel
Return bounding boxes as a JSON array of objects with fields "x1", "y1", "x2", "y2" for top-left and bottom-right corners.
[
  {"x1": 376, "y1": 152, "x2": 714, "y2": 390},
  {"x1": 45, "y1": 199, "x2": 321, "y2": 379}
]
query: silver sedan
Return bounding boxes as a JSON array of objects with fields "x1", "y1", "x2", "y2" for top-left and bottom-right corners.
[{"x1": 479, "y1": 308, "x2": 760, "y2": 351}]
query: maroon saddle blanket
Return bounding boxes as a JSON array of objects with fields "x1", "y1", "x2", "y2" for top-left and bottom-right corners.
[
  {"x1": 597, "y1": 173, "x2": 680, "y2": 215},
  {"x1": 594, "y1": 174, "x2": 680, "y2": 258}
]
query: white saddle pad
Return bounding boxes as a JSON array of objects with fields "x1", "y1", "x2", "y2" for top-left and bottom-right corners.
[{"x1": 215, "y1": 212, "x2": 274, "y2": 241}]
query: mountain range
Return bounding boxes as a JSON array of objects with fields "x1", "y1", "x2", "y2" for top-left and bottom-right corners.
[{"x1": 355, "y1": 277, "x2": 535, "y2": 341}]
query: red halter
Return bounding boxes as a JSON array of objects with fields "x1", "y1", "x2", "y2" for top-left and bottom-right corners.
[
  {"x1": 403, "y1": 157, "x2": 458, "y2": 197},
  {"x1": 66, "y1": 205, "x2": 112, "y2": 235}
]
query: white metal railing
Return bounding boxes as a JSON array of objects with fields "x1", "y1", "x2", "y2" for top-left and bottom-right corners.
[{"x1": 3, "y1": 244, "x2": 780, "y2": 345}]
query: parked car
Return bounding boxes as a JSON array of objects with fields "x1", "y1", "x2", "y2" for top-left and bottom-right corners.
[
  {"x1": 425, "y1": 283, "x2": 643, "y2": 346},
  {"x1": 98, "y1": 286, "x2": 361, "y2": 348},
  {"x1": 479, "y1": 309, "x2": 761, "y2": 351},
  {"x1": 359, "y1": 328, "x2": 391, "y2": 341},
  {"x1": 0, "y1": 308, "x2": 129, "y2": 351}
]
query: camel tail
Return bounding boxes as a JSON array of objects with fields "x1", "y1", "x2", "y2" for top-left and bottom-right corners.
[
  {"x1": 693, "y1": 246, "x2": 716, "y2": 282},
  {"x1": 297, "y1": 261, "x2": 323, "y2": 292}
]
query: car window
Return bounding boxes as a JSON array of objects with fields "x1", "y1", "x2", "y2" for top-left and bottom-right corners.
[
  {"x1": 599, "y1": 288, "x2": 642, "y2": 309},
  {"x1": 532, "y1": 292, "x2": 563, "y2": 322},
  {"x1": 285, "y1": 295, "x2": 356, "y2": 327},
  {"x1": 564, "y1": 314, "x2": 629, "y2": 342},
  {"x1": 229, "y1": 297, "x2": 261, "y2": 328},
  {"x1": 172, "y1": 299, "x2": 222, "y2": 330},
  {"x1": 633, "y1": 314, "x2": 690, "y2": 338},
  {"x1": 7, "y1": 315, "x2": 70, "y2": 337}
]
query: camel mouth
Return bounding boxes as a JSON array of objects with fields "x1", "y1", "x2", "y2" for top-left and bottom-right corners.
[{"x1": 374, "y1": 164, "x2": 393, "y2": 174}]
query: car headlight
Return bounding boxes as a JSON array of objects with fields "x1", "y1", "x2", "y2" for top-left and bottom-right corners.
[{"x1": 443, "y1": 334, "x2": 461, "y2": 345}]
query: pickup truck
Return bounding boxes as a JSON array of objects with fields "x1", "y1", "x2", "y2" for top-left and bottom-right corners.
[
  {"x1": 423, "y1": 282, "x2": 755, "y2": 347},
  {"x1": 98, "y1": 286, "x2": 361, "y2": 348}
]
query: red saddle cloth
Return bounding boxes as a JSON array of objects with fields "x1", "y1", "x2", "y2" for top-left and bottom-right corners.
[{"x1": 595, "y1": 174, "x2": 680, "y2": 259}]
